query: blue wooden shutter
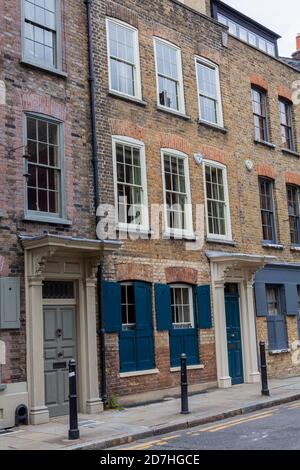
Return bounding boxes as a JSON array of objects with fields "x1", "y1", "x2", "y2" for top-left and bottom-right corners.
[
  {"x1": 267, "y1": 316, "x2": 288, "y2": 351},
  {"x1": 254, "y1": 282, "x2": 268, "y2": 317},
  {"x1": 0, "y1": 278, "x2": 20, "y2": 329},
  {"x1": 285, "y1": 284, "x2": 298, "y2": 316},
  {"x1": 155, "y1": 284, "x2": 172, "y2": 331},
  {"x1": 134, "y1": 282, "x2": 155, "y2": 371},
  {"x1": 101, "y1": 281, "x2": 121, "y2": 333},
  {"x1": 196, "y1": 285, "x2": 212, "y2": 329}
]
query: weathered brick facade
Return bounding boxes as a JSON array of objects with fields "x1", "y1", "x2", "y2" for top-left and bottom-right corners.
[
  {"x1": 0, "y1": 0, "x2": 98, "y2": 425},
  {"x1": 92, "y1": 0, "x2": 300, "y2": 402}
]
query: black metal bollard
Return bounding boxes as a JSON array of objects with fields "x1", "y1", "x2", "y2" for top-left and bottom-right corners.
[
  {"x1": 68, "y1": 359, "x2": 80, "y2": 440},
  {"x1": 180, "y1": 354, "x2": 190, "y2": 414},
  {"x1": 260, "y1": 340, "x2": 270, "y2": 397}
]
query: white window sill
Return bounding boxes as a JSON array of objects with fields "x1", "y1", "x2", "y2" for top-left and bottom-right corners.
[
  {"x1": 117, "y1": 225, "x2": 152, "y2": 236},
  {"x1": 170, "y1": 364, "x2": 204, "y2": 372},
  {"x1": 157, "y1": 105, "x2": 191, "y2": 121},
  {"x1": 24, "y1": 214, "x2": 72, "y2": 226},
  {"x1": 269, "y1": 348, "x2": 291, "y2": 355},
  {"x1": 108, "y1": 90, "x2": 147, "y2": 106},
  {"x1": 163, "y1": 230, "x2": 196, "y2": 241},
  {"x1": 206, "y1": 237, "x2": 236, "y2": 246},
  {"x1": 254, "y1": 140, "x2": 276, "y2": 149},
  {"x1": 199, "y1": 120, "x2": 228, "y2": 134},
  {"x1": 290, "y1": 245, "x2": 300, "y2": 252},
  {"x1": 262, "y1": 243, "x2": 284, "y2": 250},
  {"x1": 119, "y1": 368, "x2": 159, "y2": 378},
  {"x1": 20, "y1": 59, "x2": 67, "y2": 78}
]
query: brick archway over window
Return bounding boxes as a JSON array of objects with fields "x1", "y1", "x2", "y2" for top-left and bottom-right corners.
[
  {"x1": 165, "y1": 267, "x2": 198, "y2": 285},
  {"x1": 116, "y1": 263, "x2": 153, "y2": 283},
  {"x1": 256, "y1": 164, "x2": 276, "y2": 180}
]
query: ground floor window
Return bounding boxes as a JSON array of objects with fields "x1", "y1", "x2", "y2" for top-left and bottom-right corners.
[
  {"x1": 169, "y1": 284, "x2": 199, "y2": 367},
  {"x1": 121, "y1": 283, "x2": 136, "y2": 330},
  {"x1": 171, "y1": 285, "x2": 194, "y2": 329},
  {"x1": 266, "y1": 285, "x2": 288, "y2": 351}
]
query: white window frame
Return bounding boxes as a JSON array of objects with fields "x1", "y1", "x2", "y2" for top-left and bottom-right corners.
[
  {"x1": 203, "y1": 159, "x2": 232, "y2": 241},
  {"x1": 154, "y1": 37, "x2": 186, "y2": 114},
  {"x1": 195, "y1": 56, "x2": 224, "y2": 127},
  {"x1": 21, "y1": 0, "x2": 62, "y2": 73},
  {"x1": 112, "y1": 136, "x2": 149, "y2": 232},
  {"x1": 106, "y1": 17, "x2": 142, "y2": 100},
  {"x1": 170, "y1": 283, "x2": 195, "y2": 329},
  {"x1": 161, "y1": 148, "x2": 193, "y2": 239}
]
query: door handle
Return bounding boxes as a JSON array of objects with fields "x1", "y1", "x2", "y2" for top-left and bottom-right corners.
[
  {"x1": 56, "y1": 329, "x2": 63, "y2": 338},
  {"x1": 57, "y1": 352, "x2": 64, "y2": 359}
]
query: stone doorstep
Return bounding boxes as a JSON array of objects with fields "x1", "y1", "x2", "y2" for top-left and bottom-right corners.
[{"x1": 66, "y1": 392, "x2": 300, "y2": 451}]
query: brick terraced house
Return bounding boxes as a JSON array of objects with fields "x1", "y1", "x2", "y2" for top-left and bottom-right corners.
[
  {"x1": 93, "y1": 0, "x2": 300, "y2": 404},
  {"x1": 0, "y1": 0, "x2": 119, "y2": 428},
  {"x1": 1, "y1": 0, "x2": 300, "y2": 429}
]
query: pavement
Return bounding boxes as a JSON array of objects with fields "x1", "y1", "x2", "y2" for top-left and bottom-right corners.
[
  {"x1": 1, "y1": 376, "x2": 300, "y2": 450},
  {"x1": 115, "y1": 400, "x2": 300, "y2": 450}
]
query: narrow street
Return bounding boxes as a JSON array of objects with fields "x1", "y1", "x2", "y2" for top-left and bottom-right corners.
[{"x1": 115, "y1": 401, "x2": 300, "y2": 450}]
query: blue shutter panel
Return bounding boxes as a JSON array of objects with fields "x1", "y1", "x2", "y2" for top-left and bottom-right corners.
[
  {"x1": 255, "y1": 282, "x2": 268, "y2": 317},
  {"x1": 285, "y1": 284, "x2": 298, "y2": 316},
  {"x1": 134, "y1": 282, "x2": 155, "y2": 371},
  {"x1": 196, "y1": 285, "x2": 212, "y2": 329},
  {"x1": 101, "y1": 281, "x2": 121, "y2": 333},
  {"x1": 155, "y1": 284, "x2": 172, "y2": 331},
  {"x1": 267, "y1": 316, "x2": 288, "y2": 351}
]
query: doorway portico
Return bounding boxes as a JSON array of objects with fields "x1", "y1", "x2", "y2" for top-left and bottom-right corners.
[
  {"x1": 206, "y1": 252, "x2": 276, "y2": 389},
  {"x1": 22, "y1": 234, "x2": 121, "y2": 425}
]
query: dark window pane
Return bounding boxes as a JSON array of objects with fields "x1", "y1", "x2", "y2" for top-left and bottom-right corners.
[
  {"x1": 48, "y1": 191, "x2": 58, "y2": 213},
  {"x1": 38, "y1": 167, "x2": 47, "y2": 189},
  {"x1": 27, "y1": 118, "x2": 37, "y2": 140},
  {"x1": 38, "y1": 189, "x2": 48, "y2": 212},
  {"x1": 38, "y1": 142, "x2": 48, "y2": 165},
  {"x1": 27, "y1": 188, "x2": 37, "y2": 210},
  {"x1": 38, "y1": 120, "x2": 47, "y2": 143},
  {"x1": 27, "y1": 140, "x2": 38, "y2": 163}
]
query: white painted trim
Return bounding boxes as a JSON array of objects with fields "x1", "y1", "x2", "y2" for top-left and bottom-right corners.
[
  {"x1": 170, "y1": 364, "x2": 204, "y2": 372},
  {"x1": 106, "y1": 17, "x2": 142, "y2": 100},
  {"x1": 153, "y1": 37, "x2": 186, "y2": 114},
  {"x1": 203, "y1": 159, "x2": 233, "y2": 242},
  {"x1": 160, "y1": 148, "x2": 194, "y2": 239},
  {"x1": 169, "y1": 283, "x2": 195, "y2": 328},
  {"x1": 195, "y1": 56, "x2": 224, "y2": 127},
  {"x1": 119, "y1": 368, "x2": 159, "y2": 378},
  {"x1": 42, "y1": 299, "x2": 76, "y2": 306},
  {"x1": 112, "y1": 135, "x2": 149, "y2": 232}
]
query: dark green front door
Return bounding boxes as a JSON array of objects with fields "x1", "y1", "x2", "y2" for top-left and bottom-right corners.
[{"x1": 225, "y1": 287, "x2": 244, "y2": 385}]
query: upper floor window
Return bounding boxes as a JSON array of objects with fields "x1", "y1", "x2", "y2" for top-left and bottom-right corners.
[
  {"x1": 154, "y1": 38, "x2": 185, "y2": 113},
  {"x1": 195, "y1": 57, "x2": 223, "y2": 127},
  {"x1": 217, "y1": 14, "x2": 276, "y2": 57},
  {"x1": 259, "y1": 177, "x2": 276, "y2": 243},
  {"x1": 287, "y1": 185, "x2": 300, "y2": 245},
  {"x1": 266, "y1": 285, "x2": 282, "y2": 316},
  {"x1": 279, "y1": 99, "x2": 295, "y2": 151},
  {"x1": 203, "y1": 161, "x2": 232, "y2": 241},
  {"x1": 106, "y1": 18, "x2": 142, "y2": 99},
  {"x1": 161, "y1": 150, "x2": 193, "y2": 237},
  {"x1": 252, "y1": 87, "x2": 268, "y2": 142},
  {"x1": 23, "y1": 0, "x2": 60, "y2": 69},
  {"x1": 25, "y1": 115, "x2": 63, "y2": 218},
  {"x1": 112, "y1": 136, "x2": 149, "y2": 231}
]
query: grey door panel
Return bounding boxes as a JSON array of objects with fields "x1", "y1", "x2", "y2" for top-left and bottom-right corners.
[{"x1": 43, "y1": 306, "x2": 76, "y2": 417}]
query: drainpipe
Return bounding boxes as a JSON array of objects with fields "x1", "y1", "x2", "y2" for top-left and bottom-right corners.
[{"x1": 86, "y1": 0, "x2": 108, "y2": 405}]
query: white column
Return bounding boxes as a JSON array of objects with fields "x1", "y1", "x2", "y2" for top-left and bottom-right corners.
[
  {"x1": 244, "y1": 280, "x2": 260, "y2": 383},
  {"x1": 213, "y1": 279, "x2": 232, "y2": 388},
  {"x1": 83, "y1": 277, "x2": 103, "y2": 414},
  {"x1": 27, "y1": 276, "x2": 50, "y2": 424}
]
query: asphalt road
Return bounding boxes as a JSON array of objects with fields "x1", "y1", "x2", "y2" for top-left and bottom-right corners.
[{"x1": 114, "y1": 401, "x2": 300, "y2": 450}]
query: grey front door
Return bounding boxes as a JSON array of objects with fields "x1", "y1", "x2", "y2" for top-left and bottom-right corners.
[{"x1": 43, "y1": 306, "x2": 76, "y2": 417}]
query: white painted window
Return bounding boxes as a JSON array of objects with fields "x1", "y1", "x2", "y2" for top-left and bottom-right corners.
[
  {"x1": 161, "y1": 149, "x2": 193, "y2": 238},
  {"x1": 195, "y1": 57, "x2": 223, "y2": 126},
  {"x1": 170, "y1": 284, "x2": 194, "y2": 329},
  {"x1": 121, "y1": 283, "x2": 136, "y2": 330},
  {"x1": 154, "y1": 38, "x2": 185, "y2": 113},
  {"x1": 106, "y1": 18, "x2": 142, "y2": 99},
  {"x1": 203, "y1": 161, "x2": 232, "y2": 240},
  {"x1": 112, "y1": 136, "x2": 149, "y2": 231},
  {"x1": 23, "y1": 0, "x2": 60, "y2": 69}
]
